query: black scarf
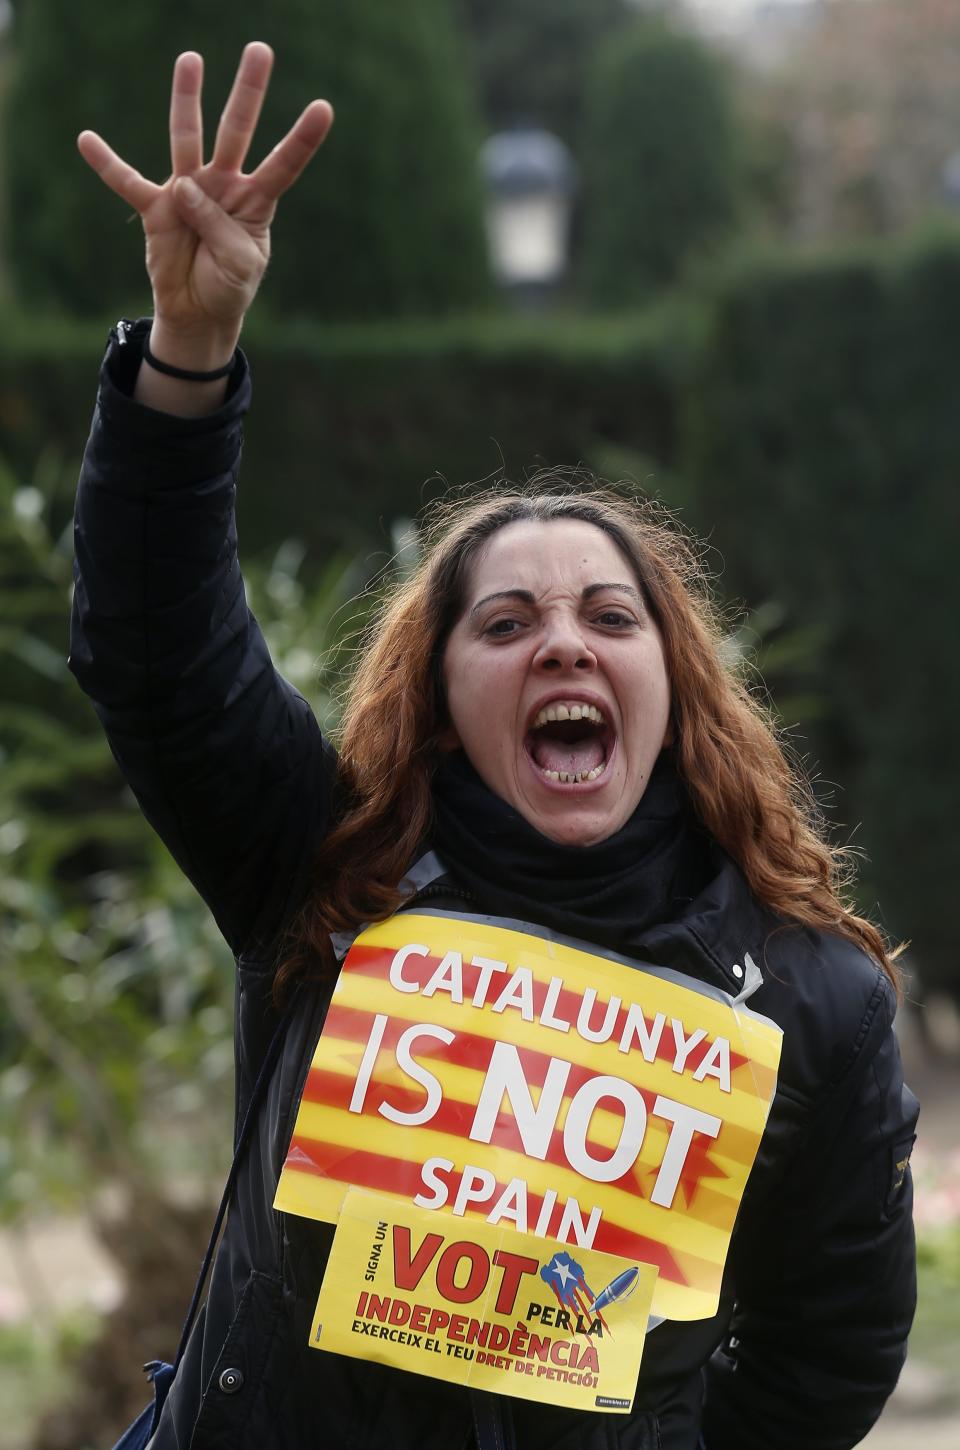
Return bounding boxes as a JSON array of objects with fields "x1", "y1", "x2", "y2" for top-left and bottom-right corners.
[{"x1": 430, "y1": 751, "x2": 710, "y2": 954}]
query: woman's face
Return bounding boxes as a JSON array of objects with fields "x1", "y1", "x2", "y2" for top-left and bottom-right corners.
[{"x1": 442, "y1": 518, "x2": 672, "y2": 846}]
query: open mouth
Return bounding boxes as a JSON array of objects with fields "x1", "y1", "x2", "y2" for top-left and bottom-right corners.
[{"x1": 523, "y1": 701, "x2": 615, "y2": 786}]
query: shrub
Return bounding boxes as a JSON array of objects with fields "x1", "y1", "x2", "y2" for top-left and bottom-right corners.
[
  {"x1": 685, "y1": 232, "x2": 960, "y2": 988},
  {"x1": 580, "y1": 19, "x2": 742, "y2": 305},
  {"x1": 2, "y1": 0, "x2": 491, "y2": 319},
  {"x1": 457, "y1": 0, "x2": 628, "y2": 143},
  {"x1": 0, "y1": 306, "x2": 690, "y2": 559}
]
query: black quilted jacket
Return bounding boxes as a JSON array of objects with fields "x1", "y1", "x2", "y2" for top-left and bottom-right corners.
[{"x1": 69, "y1": 321, "x2": 918, "y2": 1450}]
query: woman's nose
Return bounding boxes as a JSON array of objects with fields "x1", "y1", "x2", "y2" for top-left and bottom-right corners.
[{"x1": 533, "y1": 614, "x2": 597, "y2": 672}]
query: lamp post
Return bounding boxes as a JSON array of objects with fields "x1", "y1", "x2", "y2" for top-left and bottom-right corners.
[
  {"x1": 480, "y1": 129, "x2": 576, "y2": 304},
  {"x1": 943, "y1": 150, "x2": 960, "y2": 210}
]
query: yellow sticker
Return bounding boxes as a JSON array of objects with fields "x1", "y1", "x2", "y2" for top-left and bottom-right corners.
[
  {"x1": 310, "y1": 1188, "x2": 658, "y2": 1413},
  {"x1": 276, "y1": 911, "x2": 782, "y2": 1321}
]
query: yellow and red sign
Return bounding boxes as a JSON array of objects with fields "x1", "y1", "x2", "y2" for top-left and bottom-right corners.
[
  {"x1": 275, "y1": 911, "x2": 781, "y2": 1322},
  {"x1": 311, "y1": 1189, "x2": 657, "y2": 1412}
]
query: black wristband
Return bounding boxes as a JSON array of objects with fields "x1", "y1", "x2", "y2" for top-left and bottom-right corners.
[{"x1": 143, "y1": 338, "x2": 236, "y2": 381}]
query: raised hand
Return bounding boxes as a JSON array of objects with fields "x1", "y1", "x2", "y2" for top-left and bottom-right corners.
[{"x1": 77, "y1": 43, "x2": 332, "y2": 386}]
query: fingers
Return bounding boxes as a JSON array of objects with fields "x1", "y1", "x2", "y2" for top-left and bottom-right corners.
[
  {"x1": 170, "y1": 51, "x2": 204, "y2": 176},
  {"x1": 79, "y1": 46, "x2": 331, "y2": 227},
  {"x1": 248, "y1": 99, "x2": 334, "y2": 203},
  {"x1": 212, "y1": 40, "x2": 274, "y2": 174},
  {"x1": 77, "y1": 131, "x2": 160, "y2": 214}
]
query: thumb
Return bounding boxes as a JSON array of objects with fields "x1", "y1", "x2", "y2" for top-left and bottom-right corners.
[{"x1": 172, "y1": 175, "x2": 263, "y2": 270}]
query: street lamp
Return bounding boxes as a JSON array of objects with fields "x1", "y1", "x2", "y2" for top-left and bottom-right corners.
[
  {"x1": 942, "y1": 150, "x2": 960, "y2": 209},
  {"x1": 480, "y1": 129, "x2": 576, "y2": 300}
]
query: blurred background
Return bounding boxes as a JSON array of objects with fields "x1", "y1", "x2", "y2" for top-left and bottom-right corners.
[{"x1": 1, "y1": 0, "x2": 958, "y2": 1444}]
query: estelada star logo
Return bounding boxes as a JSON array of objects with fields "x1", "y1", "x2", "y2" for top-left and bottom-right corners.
[{"x1": 539, "y1": 1250, "x2": 607, "y2": 1333}]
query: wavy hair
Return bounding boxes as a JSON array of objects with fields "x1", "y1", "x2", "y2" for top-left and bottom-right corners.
[{"x1": 276, "y1": 479, "x2": 900, "y2": 996}]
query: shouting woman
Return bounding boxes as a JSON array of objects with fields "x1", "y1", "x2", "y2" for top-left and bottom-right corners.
[{"x1": 71, "y1": 42, "x2": 917, "y2": 1450}]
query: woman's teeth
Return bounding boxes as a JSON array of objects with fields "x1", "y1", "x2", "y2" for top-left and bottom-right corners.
[
  {"x1": 539, "y1": 764, "x2": 605, "y2": 784},
  {"x1": 532, "y1": 703, "x2": 605, "y2": 728}
]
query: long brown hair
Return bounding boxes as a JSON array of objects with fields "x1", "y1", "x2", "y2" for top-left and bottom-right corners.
[{"x1": 277, "y1": 479, "x2": 900, "y2": 995}]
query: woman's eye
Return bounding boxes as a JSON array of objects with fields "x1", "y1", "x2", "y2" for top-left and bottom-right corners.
[
  {"x1": 595, "y1": 610, "x2": 635, "y2": 628},
  {"x1": 485, "y1": 618, "x2": 522, "y2": 637}
]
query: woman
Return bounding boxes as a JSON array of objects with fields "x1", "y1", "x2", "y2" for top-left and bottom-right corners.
[{"x1": 72, "y1": 43, "x2": 917, "y2": 1450}]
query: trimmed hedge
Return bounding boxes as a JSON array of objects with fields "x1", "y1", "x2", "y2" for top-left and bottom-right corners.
[
  {"x1": 686, "y1": 230, "x2": 960, "y2": 988},
  {"x1": 581, "y1": 19, "x2": 742, "y2": 305},
  {"x1": 457, "y1": 0, "x2": 629, "y2": 143},
  {"x1": 3, "y1": 0, "x2": 491, "y2": 319},
  {"x1": 0, "y1": 307, "x2": 689, "y2": 559}
]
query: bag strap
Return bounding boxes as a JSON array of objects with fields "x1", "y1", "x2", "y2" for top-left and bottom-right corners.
[{"x1": 170, "y1": 990, "x2": 300, "y2": 1370}]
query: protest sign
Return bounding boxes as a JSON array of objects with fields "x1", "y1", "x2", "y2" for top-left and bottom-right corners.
[
  {"x1": 275, "y1": 911, "x2": 781, "y2": 1321},
  {"x1": 311, "y1": 1188, "x2": 658, "y2": 1412}
]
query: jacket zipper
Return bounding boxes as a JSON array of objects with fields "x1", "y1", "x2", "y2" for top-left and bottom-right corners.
[{"x1": 407, "y1": 881, "x2": 479, "y2": 909}]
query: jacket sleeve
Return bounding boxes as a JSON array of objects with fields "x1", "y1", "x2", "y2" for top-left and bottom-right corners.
[
  {"x1": 701, "y1": 971, "x2": 919, "y2": 1450},
  {"x1": 69, "y1": 319, "x2": 335, "y2": 958}
]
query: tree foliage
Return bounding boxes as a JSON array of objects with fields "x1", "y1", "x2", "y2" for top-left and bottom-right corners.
[
  {"x1": 2, "y1": 0, "x2": 490, "y2": 319},
  {"x1": 456, "y1": 0, "x2": 628, "y2": 143},
  {"x1": 750, "y1": 0, "x2": 960, "y2": 242},
  {"x1": 0, "y1": 457, "x2": 364, "y2": 1226},
  {"x1": 0, "y1": 441, "x2": 370, "y2": 1442},
  {"x1": 580, "y1": 17, "x2": 743, "y2": 305}
]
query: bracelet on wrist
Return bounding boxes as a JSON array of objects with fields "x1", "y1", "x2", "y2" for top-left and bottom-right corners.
[{"x1": 143, "y1": 338, "x2": 236, "y2": 382}]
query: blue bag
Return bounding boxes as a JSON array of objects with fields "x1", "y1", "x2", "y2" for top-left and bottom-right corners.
[{"x1": 110, "y1": 1362, "x2": 175, "y2": 1450}]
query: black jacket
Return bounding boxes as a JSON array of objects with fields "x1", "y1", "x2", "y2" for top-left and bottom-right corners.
[{"x1": 70, "y1": 321, "x2": 918, "y2": 1450}]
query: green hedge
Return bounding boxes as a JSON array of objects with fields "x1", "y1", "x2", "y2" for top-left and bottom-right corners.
[
  {"x1": 0, "y1": 307, "x2": 690, "y2": 559},
  {"x1": 3, "y1": 0, "x2": 491, "y2": 320},
  {"x1": 581, "y1": 19, "x2": 742, "y2": 305},
  {"x1": 686, "y1": 229, "x2": 960, "y2": 989},
  {"x1": 456, "y1": 0, "x2": 629, "y2": 143}
]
